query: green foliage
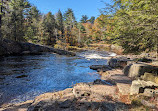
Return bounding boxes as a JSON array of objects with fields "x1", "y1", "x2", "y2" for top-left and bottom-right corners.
[
  {"x1": 77, "y1": 23, "x2": 85, "y2": 32},
  {"x1": 89, "y1": 16, "x2": 95, "y2": 24},
  {"x1": 99, "y1": 0, "x2": 158, "y2": 54},
  {"x1": 24, "y1": 6, "x2": 41, "y2": 43},
  {"x1": 0, "y1": 0, "x2": 157, "y2": 54},
  {"x1": 63, "y1": 8, "x2": 76, "y2": 45},
  {"x1": 131, "y1": 99, "x2": 142, "y2": 107},
  {"x1": 56, "y1": 9, "x2": 64, "y2": 37},
  {"x1": 80, "y1": 15, "x2": 88, "y2": 23},
  {"x1": 2, "y1": 0, "x2": 31, "y2": 41},
  {"x1": 64, "y1": 8, "x2": 75, "y2": 27},
  {"x1": 42, "y1": 12, "x2": 56, "y2": 45}
]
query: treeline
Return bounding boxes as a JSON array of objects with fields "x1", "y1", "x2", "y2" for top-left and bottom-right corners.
[
  {"x1": 0, "y1": 0, "x2": 157, "y2": 53},
  {"x1": 0, "y1": 0, "x2": 99, "y2": 50}
]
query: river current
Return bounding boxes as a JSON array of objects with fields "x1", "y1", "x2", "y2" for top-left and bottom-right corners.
[{"x1": 0, "y1": 51, "x2": 115, "y2": 105}]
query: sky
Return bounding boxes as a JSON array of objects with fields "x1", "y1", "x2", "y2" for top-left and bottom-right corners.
[{"x1": 28, "y1": 0, "x2": 112, "y2": 21}]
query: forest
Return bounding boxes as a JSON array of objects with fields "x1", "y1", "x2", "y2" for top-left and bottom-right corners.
[
  {"x1": 0, "y1": 0, "x2": 157, "y2": 54},
  {"x1": 0, "y1": 0, "x2": 158, "y2": 110}
]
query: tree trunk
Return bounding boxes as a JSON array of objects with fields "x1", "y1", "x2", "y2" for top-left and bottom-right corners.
[
  {"x1": 0, "y1": 0, "x2": 3, "y2": 40},
  {"x1": 0, "y1": 15, "x2": 2, "y2": 40}
]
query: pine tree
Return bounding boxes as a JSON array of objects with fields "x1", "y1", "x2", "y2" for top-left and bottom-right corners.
[
  {"x1": 42, "y1": 12, "x2": 56, "y2": 46},
  {"x1": 56, "y1": 9, "x2": 64, "y2": 40},
  {"x1": 25, "y1": 6, "x2": 41, "y2": 43},
  {"x1": 89, "y1": 16, "x2": 95, "y2": 24},
  {"x1": 80, "y1": 15, "x2": 88, "y2": 23},
  {"x1": 0, "y1": 0, "x2": 9, "y2": 40},
  {"x1": 0, "y1": 0, "x2": 3, "y2": 40},
  {"x1": 9, "y1": 0, "x2": 30, "y2": 41},
  {"x1": 64, "y1": 8, "x2": 75, "y2": 45}
]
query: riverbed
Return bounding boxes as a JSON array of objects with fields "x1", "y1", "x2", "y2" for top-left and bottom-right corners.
[{"x1": 0, "y1": 51, "x2": 112, "y2": 106}]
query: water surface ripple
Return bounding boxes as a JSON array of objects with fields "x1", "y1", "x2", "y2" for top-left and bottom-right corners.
[{"x1": 0, "y1": 52, "x2": 108, "y2": 105}]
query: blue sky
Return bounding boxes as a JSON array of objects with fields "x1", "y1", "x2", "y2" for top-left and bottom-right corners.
[{"x1": 28, "y1": 0, "x2": 112, "y2": 21}]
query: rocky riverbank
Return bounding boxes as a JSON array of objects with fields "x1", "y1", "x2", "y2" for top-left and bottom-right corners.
[
  {"x1": 0, "y1": 39, "x2": 76, "y2": 56},
  {"x1": 1, "y1": 55, "x2": 158, "y2": 111},
  {"x1": 0, "y1": 44, "x2": 158, "y2": 111}
]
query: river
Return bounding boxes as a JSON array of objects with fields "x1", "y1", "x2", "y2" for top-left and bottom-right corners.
[{"x1": 0, "y1": 51, "x2": 114, "y2": 106}]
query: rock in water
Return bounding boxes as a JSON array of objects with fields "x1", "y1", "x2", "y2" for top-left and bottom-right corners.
[
  {"x1": 90, "y1": 65, "x2": 112, "y2": 71},
  {"x1": 16, "y1": 75, "x2": 28, "y2": 78}
]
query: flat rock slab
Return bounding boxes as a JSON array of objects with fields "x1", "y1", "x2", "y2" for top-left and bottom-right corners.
[
  {"x1": 109, "y1": 74, "x2": 132, "y2": 84},
  {"x1": 117, "y1": 83, "x2": 131, "y2": 95},
  {"x1": 90, "y1": 85, "x2": 117, "y2": 96},
  {"x1": 0, "y1": 100, "x2": 33, "y2": 111},
  {"x1": 73, "y1": 83, "x2": 117, "y2": 97},
  {"x1": 90, "y1": 65, "x2": 112, "y2": 71},
  {"x1": 101, "y1": 69, "x2": 132, "y2": 84},
  {"x1": 101, "y1": 69, "x2": 132, "y2": 96}
]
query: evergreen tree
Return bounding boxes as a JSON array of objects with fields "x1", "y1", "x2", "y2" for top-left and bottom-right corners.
[
  {"x1": 25, "y1": 6, "x2": 41, "y2": 43},
  {"x1": 9, "y1": 0, "x2": 30, "y2": 41},
  {"x1": 0, "y1": 0, "x2": 9, "y2": 40},
  {"x1": 77, "y1": 22, "x2": 86, "y2": 46},
  {"x1": 42, "y1": 12, "x2": 56, "y2": 46},
  {"x1": 56, "y1": 9, "x2": 64, "y2": 39},
  {"x1": 89, "y1": 16, "x2": 95, "y2": 24},
  {"x1": 0, "y1": 0, "x2": 3, "y2": 40},
  {"x1": 64, "y1": 8, "x2": 75, "y2": 45},
  {"x1": 80, "y1": 15, "x2": 88, "y2": 23}
]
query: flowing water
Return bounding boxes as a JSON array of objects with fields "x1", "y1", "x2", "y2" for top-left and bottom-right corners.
[{"x1": 0, "y1": 51, "x2": 115, "y2": 105}]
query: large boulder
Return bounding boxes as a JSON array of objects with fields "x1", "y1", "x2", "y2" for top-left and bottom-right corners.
[
  {"x1": 130, "y1": 80, "x2": 158, "y2": 96},
  {"x1": 0, "y1": 39, "x2": 22, "y2": 55},
  {"x1": 108, "y1": 58, "x2": 132, "y2": 69},
  {"x1": 0, "y1": 44, "x2": 7, "y2": 56},
  {"x1": 141, "y1": 73, "x2": 158, "y2": 84},
  {"x1": 73, "y1": 83, "x2": 91, "y2": 97},
  {"x1": 0, "y1": 39, "x2": 76, "y2": 56},
  {"x1": 123, "y1": 63, "x2": 158, "y2": 78},
  {"x1": 21, "y1": 43, "x2": 45, "y2": 54},
  {"x1": 73, "y1": 82, "x2": 117, "y2": 98},
  {"x1": 53, "y1": 49, "x2": 76, "y2": 56}
]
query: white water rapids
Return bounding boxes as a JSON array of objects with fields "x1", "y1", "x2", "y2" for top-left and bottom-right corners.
[{"x1": 78, "y1": 50, "x2": 117, "y2": 60}]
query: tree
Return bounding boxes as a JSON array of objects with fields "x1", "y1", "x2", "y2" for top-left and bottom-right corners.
[
  {"x1": 89, "y1": 16, "x2": 95, "y2": 24},
  {"x1": 80, "y1": 15, "x2": 88, "y2": 23},
  {"x1": 56, "y1": 9, "x2": 64, "y2": 40},
  {"x1": 99, "y1": 0, "x2": 158, "y2": 54},
  {"x1": 42, "y1": 12, "x2": 56, "y2": 46},
  {"x1": 25, "y1": 6, "x2": 41, "y2": 43},
  {"x1": 0, "y1": 0, "x2": 9, "y2": 40},
  {"x1": 115, "y1": 0, "x2": 158, "y2": 53},
  {"x1": 64, "y1": 8, "x2": 76, "y2": 45},
  {"x1": 9, "y1": 0, "x2": 31, "y2": 41},
  {"x1": 0, "y1": 0, "x2": 3, "y2": 40}
]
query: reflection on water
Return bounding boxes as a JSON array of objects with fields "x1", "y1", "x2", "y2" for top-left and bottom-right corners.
[{"x1": 0, "y1": 53, "x2": 107, "y2": 105}]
